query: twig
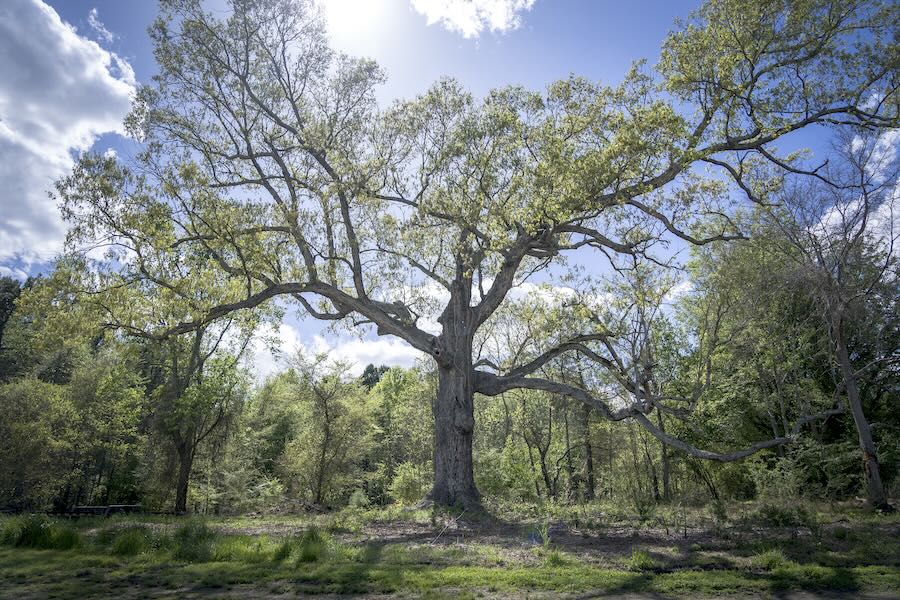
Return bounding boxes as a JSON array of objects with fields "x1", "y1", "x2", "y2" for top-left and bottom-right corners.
[{"x1": 430, "y1": 509, "x2": 466, "y2": 545}]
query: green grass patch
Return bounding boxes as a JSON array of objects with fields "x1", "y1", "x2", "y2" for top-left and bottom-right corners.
[{"x1": 627, "y1": 548, "x2": 657, "y2": 571}]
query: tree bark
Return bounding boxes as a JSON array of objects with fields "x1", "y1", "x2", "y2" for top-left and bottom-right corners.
[
  {"x1": 175, "y1": 442, "x2": 194, "y2": 514},
  {"x1": 426, "y1": 276, "x2": 483, "y2": 508},
  {"x1": 582, "y1": 405, "x2": 596, "y2": 501},
  {"x1": 428, "y1": 362, "x2": 479, "y2": 507},
  {"x1": 657, "y1": 410, "x2": 671, "y2": 501},
  {"x1": 835, "y1": 322, "x2": 891, "y2": 510}
]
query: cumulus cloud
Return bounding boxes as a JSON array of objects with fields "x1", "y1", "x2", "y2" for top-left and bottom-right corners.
[
  {"x1": 410, "y1": 0, "x2": 536, "y2": 38},
  {"x1": 0, "y1": 1, "x2": 135, "y2": 268}
]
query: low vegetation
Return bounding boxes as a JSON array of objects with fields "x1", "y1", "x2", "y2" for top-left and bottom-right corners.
[{"x1": 1, "y1": 501, "x2": 898, "y2": 598}]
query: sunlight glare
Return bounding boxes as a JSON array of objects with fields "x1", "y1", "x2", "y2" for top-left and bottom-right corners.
[{"x1": 318, "y1": 0, "x2": 391, "y2": 53}]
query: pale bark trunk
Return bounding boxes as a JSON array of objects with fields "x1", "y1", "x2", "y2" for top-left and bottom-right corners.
[
  {"x1": 582, "y1": 405, "x2": 596, "y2": 501},
  {"x1": 657, "y1": 411, "x2": 671, "y2": 501},
  {"x1": 835, "y1": 321, "x2": 890, "y2": 510}
]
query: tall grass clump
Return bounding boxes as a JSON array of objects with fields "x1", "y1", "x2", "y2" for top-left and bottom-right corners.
[
  {"x1": 212, "y1": 535, "x2": 274, "y2": 563},
  {"x1": 111, "y1": 526, "x2": 153, "y2": 556},
  {"x1": 627, "y1": 548, "x2": 657, "y2": 571},
  {"x1": 1, "y1": 515, "x2": 81, "y2": 550},
  {"x1": 296, "y1": 527, "x2": 328, "y2": 563},
  {"x1": 173, "y1": 519, "x2": 215, "y2": 562},
  {"x1": 753, "y1": 548, "x2": 792, "y2": 571}
]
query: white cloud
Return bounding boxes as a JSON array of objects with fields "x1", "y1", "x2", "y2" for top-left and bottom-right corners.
[
  {"x1": 0, "y1": 0, "x2": 135, "y2": 268},
  {"x1": 248, "y1": 321, "x2": 422, "y2": 381},
  {"x1": 309, "y1": 334, "x2": 422, "y2": 376},
  {"x1": 410, "y1": 0, "x2": 536, "y2": 38},
  {"x1": 87, "y1": 7, "x2": 115, "y2": 44}
]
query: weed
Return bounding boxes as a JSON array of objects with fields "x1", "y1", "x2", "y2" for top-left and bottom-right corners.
[
  {"x1": 627, "y1": 548, "x2": 656, "y2": 571},
  {"x1": 537, "y1": 517, "x2": 551, "y2": 549},
  {"x1": 296, "y1": 527, "x2": 328, "y2": 563},
  {"x1": 753, "y1": 548, "x2": 792, "y2": 571}
]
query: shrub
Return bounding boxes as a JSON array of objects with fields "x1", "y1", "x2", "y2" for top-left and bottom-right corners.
[
  {"x1": 629, "y1": 490, "x2": 657, "y2": 524},
  {"x1": 753, "y1": 548, "x2": 791, "y2": 571},
  {"x1": 348, "y1": 488, "x2": 369, "y2": 509},
  {"x1": 389, "y1": 462, "x2": 430, "y2": 505},
  {"x1": 756, "y1": 503, "x2": 801, "y2": 527}
]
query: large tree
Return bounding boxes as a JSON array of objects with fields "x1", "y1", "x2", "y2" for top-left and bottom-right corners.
[{"x1": 59, "y1": 0, "x2": 898, "y2": 506}]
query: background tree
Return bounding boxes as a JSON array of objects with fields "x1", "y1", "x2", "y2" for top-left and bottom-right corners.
[
  {"x1": 278, "y1": 354, "x2": 373, "y2": 507},
  {"x1": 763, "y1": 131, "x2": 898, "y2": 509}
]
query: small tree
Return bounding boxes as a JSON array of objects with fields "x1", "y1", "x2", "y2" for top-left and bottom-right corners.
[{"x1": 279, "y1": 354, "x2": 372, "y2": 506}]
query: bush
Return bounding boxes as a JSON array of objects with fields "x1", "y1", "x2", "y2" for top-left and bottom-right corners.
[
  {"x1": 348, "y1": 488, "x2": 369, "y2": 509},
  {"x1": 173, "y1": 519, "x2": 215, "y2": 562},
  {"x1": 389, "y1": 462, "x2": 430, "y2": 505},
  {"x1": 754, "y1": 503, "x2": 818, "y2": 532}
]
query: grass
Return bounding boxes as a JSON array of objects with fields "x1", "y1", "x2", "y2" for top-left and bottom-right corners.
[
  {"x1": 627, "y1": 548, "x2": 657, "y2": 571},
  {"x1": 0, "y1": 500, "x2": 897, "y2": 598}
]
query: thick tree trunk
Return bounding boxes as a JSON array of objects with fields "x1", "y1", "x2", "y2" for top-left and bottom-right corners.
[
  {"x1": 428, "y1": 363, "x2": 480, "y2": 507},
  {"x1": 426, "y1": 280, "x2": 481, "y2": 508},
  {"x1": 835, "y1": 328, "x2": 891, "y2": 510},
  {"x1": 175, "y1": 443, "x2": 194, "y2": 514}
]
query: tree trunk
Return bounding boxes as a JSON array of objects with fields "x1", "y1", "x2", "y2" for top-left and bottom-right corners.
[
  {"x1": 657, "y1": 411, "x2": 671, "y2": 501},
  {"x1": 835, "y1": 325, "x2": 891, "y2": 510},
  {"x1": 427, "y1": 282, "x2": 481, "y2": 508},
  {"x1": 582, "y1": 405, "x2": 596, "y2": 501},
  {"x1": 428, "y1": 362, "x2": 479, "y2": 507},
  {"x1": 175, "y1": 443, "x2": 194, "y2": 514}
]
